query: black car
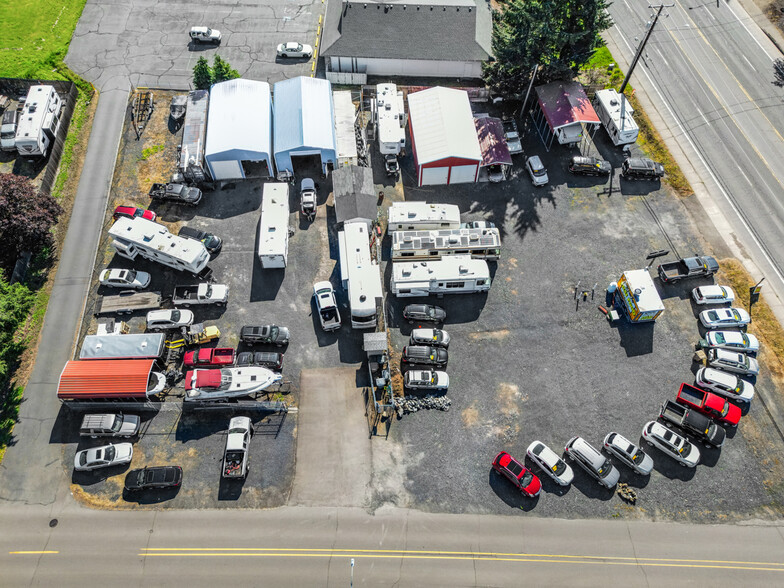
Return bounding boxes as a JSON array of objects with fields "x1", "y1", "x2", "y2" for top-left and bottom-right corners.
[
  {"x1": 240, "y1": 325, "x2": 290, "y2": 346},
  {"x1": 235, "y1": 351, "x2": 254, "y2": 367},
  {"x1": 568, "y1": 156, "x2": 612, "y2": 176},
  {"x1": 124, "y1": 466, "x2": 182, "y2": 491},
  {"x1": 621, "y1": 157, "x2": 665, "y2": 180},
  {"x1": 254, "y1": 351, "x2": 284, "y2": 370},
  {"x1": 149, "y1": 183, "x2": 202, "y2": 205},
  {"x1": 178, "y1": 225, "x2": 223, "y2": 254},
  {"x1": 402, "y1": 304, "x2": 446, "y2": 324},
  {"x1": 402, "y1": 345, "x2": 448, "y2": 368}
]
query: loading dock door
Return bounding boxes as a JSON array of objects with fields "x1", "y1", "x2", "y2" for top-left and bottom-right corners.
[
  {"x1": 449, "y1": 164, "x2": 478, "y2": 184},
  {"x1": 421, "y1": 167, "x2": 449, "y2": 186},
  {"x1": 209, "y1": 159, "x2": 244, "y2": 180}
]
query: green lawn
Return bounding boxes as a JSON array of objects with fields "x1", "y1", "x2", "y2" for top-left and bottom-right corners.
[
  {"x1": 587, "y1": 45, "x2": 614, "y2": 70},
  {"x1": 0, "y1": 0, "x2": 88, "y2": 79}
]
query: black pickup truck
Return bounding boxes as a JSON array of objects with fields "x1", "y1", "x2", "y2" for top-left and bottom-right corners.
[
  {"x1": 149, "y1": 183, "x2": 202, "y2": 205},
  {"x1": 657, "y1": 255, "x2": 719, "y2": 283},
  {"x1": 659, "y1": 399, "x2": 726, "y2": 447}
]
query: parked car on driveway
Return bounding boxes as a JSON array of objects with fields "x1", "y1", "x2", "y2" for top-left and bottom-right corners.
[
  {"x1": 235, "y1": 351, "x2": 284, "y2": 371},
  {"x1": 98, "y1": 268, "x2": 151, "y2": 289},
  {"x1": 403, "y1": 304, "x2": 446, "y2": 324},
  {"x1": 695, "y1": 367, "x2": 755, "y2": 403},
  {"x1": 146, "y1": 309, "x2": 194, "y2": 331},
  {"x1": 240, "y1": 325, "x2": 290, "y2": 346},
  {"x1": 409, "y1": 328, "x2": 450, "y2": 349},
  {"x1": 525, "y1": 440, "x2": 574, "y2": 486},
  {"x1": 124, "y1": 466, "x2": 182, "y2": 491},
  {"x1": 313, "y1": 281, "x2": 341, "y2": 331},
  {"x1": 676, "y1": 382, "x2": 741, "y2": 427},
  {"x1": 564, "y1": 436, "x2": 620, "y2": 489},
  {"x1": 492, "y1": 451, "x2": 541, "y2": 497},
  {"x1": 692, "y1": 284, "x2": 735, "y2": 305},
  {"x1": 113, "y1": 206, "x2": 156, "y2": 222},
  {"x1": 641, "y1": 421, "x2": 700, "y2": 467},
  {"x1": 402, "y1": 345, "x2": 448, "y2": 368},
  {"x1": 568, "y1": 156, "x2": 611, "y2": 176},
  {"x1": 602, "y1": 432, "x2": 654, "y2": 475},
  {"x1": 74, "y1": 443, "x2": 133, "y2": 471},
  {"x1": 178, "y1": 226, "x2": 223, "y2": 254},
  {"x1": 79, "y1": 413, "x2": 140, "y2": 438},
  {"x1": 501, "y1": 118, "x2": 522, "y2": 154},
  {"x1": 707, "y1": 348, "x2": 759, "y2": 376},
  {"x1": 277, "y1": 42, "x2": 313, "y2": 58},
  {"x1": 525, "y1": 155, "x2": 549, "y2": 186},
  {"x1": 404, "y1": 370, "x2": 449, "y2": 392},
  {"x1": 704, "y1": 330, "x2": 759, "y2": 354},
  {"x1": 699, "y1": 307, "x2": 751, "y2": 329},
  {"x1": 621, "y1": 157, "x2": 665, "y2": 180},
  {"x1": 189, "y1": 26, "x2": 221, "y2": 43},
  {"x1": 149, "y1": 183, "x2": 202, "y2": 205}
]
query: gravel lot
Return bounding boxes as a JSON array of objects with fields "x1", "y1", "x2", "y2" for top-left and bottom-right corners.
[{"x1": 379, "y1": 128, "x2": 784, "y2": 523}]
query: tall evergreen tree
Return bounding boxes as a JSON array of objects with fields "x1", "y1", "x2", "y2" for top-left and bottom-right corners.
[
  {"x1": 212, "y1": 55, "x2": 240, "y2": 84},
  {"x1": 484, "y1": 0, "x2": 613, "y2": 97},
  {"x1": 193, "y1": 57, "x2": 213, "y2": 90}
]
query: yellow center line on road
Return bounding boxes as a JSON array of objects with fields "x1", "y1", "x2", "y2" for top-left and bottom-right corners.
[
  {"x1": 136, "y1": 551, "x2": 784, "y2": 572},
  {"x1": 9, "y1": 551, "x2": 59, "y2": 555}
]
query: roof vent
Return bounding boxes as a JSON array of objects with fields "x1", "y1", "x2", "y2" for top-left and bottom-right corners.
[
  {"x1": 459, "y1": 265, "x2": 468, "y2": 273},
  {"x1": 359, "y1": 294, "x2": 367, "y2": 302}
]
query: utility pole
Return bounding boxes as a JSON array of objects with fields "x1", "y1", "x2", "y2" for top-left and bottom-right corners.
[
  {"x1": 619, "y1": 4, "x2": 673, "y2": 94},
  {"x1": 519, "y1": 64, "x2": 539, "y2": 119}
]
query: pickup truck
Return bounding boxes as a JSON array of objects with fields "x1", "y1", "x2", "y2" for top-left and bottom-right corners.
[
  {"x1": 657, "y1": 255, "x2": 719, "y2": 283},
  {"x1": 183, "y1": 347, "x2": 235, "y2": 368},
  {"x1": 94, "y1": 291, "x2": 162, "y2": 316},
  {"x1": 659, "y1": 399, "x2": 726, "y2": 447},
  {"x1": 222, "y1": 417, "x2": 251, "y2": 479},
  {"x1": 172, "y1": 283, "x2": 228, "y2": 307},
  {"x1": 149, "y1": 183, "x2": 202, "y2": 206},
  {"x1": 675, "y1": 382, "x2": 741, "y2": 427}
]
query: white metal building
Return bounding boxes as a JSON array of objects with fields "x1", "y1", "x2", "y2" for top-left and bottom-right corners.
[
  {"x1": 390, "y1": 256, "x2": 491, "y2": 297},
  {"x1": 333, "y1": 91, "x2": 358, "y2": 168},
  {"x1": 273, "y1": 77, "x2": 338, "y2": 177},
  {"x1": 338, "y1": 222, "x2": 383, "y2": 328},
  {"x1": 257, "y1": 183, "x2": 290, "y2": 268},
  {"x1": 408, "y1": 87, "x2": 482, "y2": 186},
  {"x1": 387, "y1": 202, "x2": 461, "y2": 232},
  {"x1": 204, "y1": 79, "x2": 274, "y2": 181}
]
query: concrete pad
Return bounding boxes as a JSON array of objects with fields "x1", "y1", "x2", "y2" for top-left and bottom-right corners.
[{"x1": 289, "y1": 368, "x2": 371, "y2": 507}]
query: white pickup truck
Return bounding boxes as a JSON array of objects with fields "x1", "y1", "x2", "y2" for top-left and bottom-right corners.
[
  {"x1": 222, "y1": 417, "x2": 251, "y2": 479},
  {"x1": 172, "y1": 283, "x2": 228, "y2": 307}
]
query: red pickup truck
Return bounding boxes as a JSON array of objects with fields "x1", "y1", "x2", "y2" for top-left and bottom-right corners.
[
  {"x1": 676, "y1": 383, "x2": 741, "y2": 427},
  {"x1": 183, "y1": 347, "x2": 235, "y2": 368}
]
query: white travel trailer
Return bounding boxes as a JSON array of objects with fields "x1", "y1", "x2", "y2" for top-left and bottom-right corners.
[
  {"x1": 109, "y1": 217, "x2": 210, "y2": 275},
  {"x1": 387, "y1": 202, "x2": 461, "y2": 233},
  {"x1": 391, "y1": 227, "x2": 501, "y2": 261},
  {"x1": 375, "y1": 83, "x2": 406, "y2": 155},
  {"x1": 338, "y1": 222, "x2": 383, "y2": 328},
  {"x1": 15, "y1": 85, "x2": 62, "y2": 157},
  {"x1": 390, "y1": 256, "x2": 491, "y2": 298},
  {"x1": 257, "y1": 183, "x2": 290, "y2": 268},
  {"x1": 593, "y1": 88, "x2": 639, "y2": 146}
]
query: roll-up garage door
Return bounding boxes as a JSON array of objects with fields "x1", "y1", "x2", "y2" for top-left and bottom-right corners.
[
  {"x1": 420, "y1": 166, "x2": 449, "y2": 186},
  {"x1": 449, "y1": 164, "x2": 478, "y2": 184},
  {"x1": 208, "y1": 159, "x2": 244, "y2": 180}
]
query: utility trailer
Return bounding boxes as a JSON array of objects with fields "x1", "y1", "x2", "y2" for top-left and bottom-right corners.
[{"x1": 94, "y1": 291, "x2": 161, "y2": 316}]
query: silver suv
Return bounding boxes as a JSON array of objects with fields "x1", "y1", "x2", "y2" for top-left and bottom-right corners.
[
  {"x1": 564, "y1": 436, "x2": 620, "y2": 488},
  {"x1": 79, "y1": 413, "x2": 140, "y2": 438},
  {"x1": 641, "y1": 421, "x2": 700, "y2": 468}
]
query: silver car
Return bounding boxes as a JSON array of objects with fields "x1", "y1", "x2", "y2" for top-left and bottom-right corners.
[
  {"x1": 603, "y1": 432, "x2": 654, "y2": 475},
  {"x1": 277, "y1": 42, "x2": 313, "y2": 58},
  {"x1": 99, "y1": 268, "x2": 151, "y2": 289},
  {"x1": 707, "y1": 348, "x2": 759, "y2": 376},
  {"x1": 641, "y1": 421, "x2": 700, "y2": 467},
  {"x1": 704, "y1": 330, "x2": 759, "y2": 354},
  {"x1": 564, "y1": 436, "x2": 620, "y2": 489},
  {"x1": 695, "y1": 367, "x2": 754, "y2": 403},
  {"x1": 409, "y1": 328, "x2": 450, "y2": 349},
  {"x1": 403, "y1": 370, "x2": 449, "y2": 391},
  {"x1": 692, "y1": 284, "x2": 735, "y2": 305},
  {"x1": 146, "y1": 309, "x2": 194, "y2": 331},
  {"x1": 526, "y1": 440, "x2": 574, "y2": 486},
  {"x1": 698, "y1": 307, "x2": 751, "y2": 329},
  {"x1": 73, "y1": 443, "x2": 133, "y2": 471},
  {"x1": 525, "y1": 155, "x2": 549, "y2": 186}
]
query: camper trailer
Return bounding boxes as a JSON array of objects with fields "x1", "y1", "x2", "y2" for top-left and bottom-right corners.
[
  {"x1": 108, "y1": 217, "x2": 210, "y2": 275},
  {"x1": 391, "y1": 256, "x2": 491, "y2": 298},
  {"x1": 257, "y1": 183, "x2": 290, "y2": 268},
  {"x1": 79, "y1": 333, "x2": 166, "y2": 361},
  {"x1": 387, "y1": 202, "x2": 461, "y2": 233},
  {"x1": 15, "y1": 85, "x2": 62, "y2": 157},
  {"x1": 391, "y1": 227, "x2": 501, "y2": 261},
  {"x1": 593, "y1": 89, "x2": 639, "y2": 147},
  {"x1": 338, "y1": 222, "x2": 383, "y2": 328},
  {"x1": 178, "y1": 90, "x2": 209, "y2": 182},
  {"x1": 375, "y1": 83, "x2": 406, "y2": 155}
]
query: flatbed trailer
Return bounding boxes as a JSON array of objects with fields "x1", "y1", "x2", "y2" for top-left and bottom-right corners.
[{"x1": 94, "y1": 291, "x2": 162, "y2": 316}]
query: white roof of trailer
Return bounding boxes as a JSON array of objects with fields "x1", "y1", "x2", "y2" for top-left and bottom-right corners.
[{"x1": 333, "y1": 91, "x2": 358, "y2": 160}]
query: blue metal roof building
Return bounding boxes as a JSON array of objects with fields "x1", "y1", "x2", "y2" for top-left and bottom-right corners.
[{"x1": 273, "y1": 77, "x2": 338, "y2": 178}]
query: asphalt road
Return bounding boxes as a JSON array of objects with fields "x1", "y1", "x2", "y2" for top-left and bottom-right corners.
[
  {"x1": 2, "y1": 505, "x2": 783, "y2": 586},
  {"x1": 605, "y1": 0, "x2": 784, "y2": 317}
]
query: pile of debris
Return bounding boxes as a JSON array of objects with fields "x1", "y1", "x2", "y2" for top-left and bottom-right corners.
[{"x1": 394, "y1": 395, "x2": 451, "y2": 417}]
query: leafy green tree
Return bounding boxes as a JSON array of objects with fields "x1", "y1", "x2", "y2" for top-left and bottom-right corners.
[
  {"x1": 484, "y1": 0, "x2": 613, "y2": 97},
  {"x1": 212, "y1": 55, "x2": 240, "y2": 84},
  {"x1": 193, "y1": 56, "x2": 213, "y2": 90}
]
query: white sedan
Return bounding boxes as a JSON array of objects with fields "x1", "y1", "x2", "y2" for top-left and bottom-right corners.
[
  {"x1": 403, "y1": 370, "x2": 449, "y2": 391},
  {"x1": 277, "y1": 42, "x2": 313, "y2": 58},
  {"x1": 99, "y1": 269, "x2": 151, "y2": 289},
  {"x1": 74, "y1": 443, "x2": 133, "y2": 471},
  {"x1": 146, "y1": 309, "x2": 194, "y2": 331},
  {"x1": 705, "y1": 330, "x2": 759, "y2": 354},
  {"x1": 698, "y1": 307, "x2": 751, "y2": 329},
  {"x1": 526, "y1": 440, "x2": 574, "y2": 486}
]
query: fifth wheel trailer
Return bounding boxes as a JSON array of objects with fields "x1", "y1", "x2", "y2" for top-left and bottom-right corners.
[{"x1": 593, "y1": 89, "x2": 639, "y2": 147}]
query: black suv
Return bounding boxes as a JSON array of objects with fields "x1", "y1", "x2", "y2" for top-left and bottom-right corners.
[
  {"x1": 621, "y1": 157, "x2": 665, "y2": 180},
  {"x1": 402, "y1": 304, "x2": 446, "y2": 324},
  {"x1": 402, "y1": 345, "x2": 448, "y2": 368},
  {"x1": 240, "y1": 325, "x2": 290, "y2": 347},
  {"x1": 124, "y1": 466, "x2": 182, "y2": 491},
  {"x1": 178, "y1": 225, "x2": 223, "y2": 254},
  {"x1": 236, "y1": 351, "x2": 284, "y2": 370},
  {"x1": 568, "y1": 156, "x2": 612, "y2": 176},
  {"x1": 149, "y1": 183, "x2": 203, "y2": 205}
]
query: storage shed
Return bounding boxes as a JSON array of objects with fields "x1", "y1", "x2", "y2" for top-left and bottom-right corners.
[
  {"x1": 333, "y1": 166, "x2": 377, "y2": 228},
  {"x1": 57, "y1": 359, "x2": 158, "y2": 400},
  {"x1": 273, "y1": 77, "x2": 338, "y2": 178},
  {"x1": 205, "y1": 79, "x2": 274, "y2": 181},
  {"x1": 532, "y1": 81, "x2": 600, "y2": 151},
  {"x1": 407, "y1": 87, "x2": 482, "y2": 187}
]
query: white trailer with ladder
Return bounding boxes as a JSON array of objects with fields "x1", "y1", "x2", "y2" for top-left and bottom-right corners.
[{"x1": 338, "y1": 222, "x2": 383, "y2": 328}]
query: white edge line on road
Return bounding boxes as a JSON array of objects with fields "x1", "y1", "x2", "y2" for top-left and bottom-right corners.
[{"x1": 726, "y1": 0, "x2": 775, "y2": 60}]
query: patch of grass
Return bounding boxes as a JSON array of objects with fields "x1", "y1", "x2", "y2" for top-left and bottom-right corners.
[
  {"x1": 716, "y1": 259, "x2": 784, "y2": 382},
  {"x1": 587, "y1": 46, "x2": 614, "y2": 70},
  {"x1": 141, "y1": 144, "x2": 165, "y2": 161}
]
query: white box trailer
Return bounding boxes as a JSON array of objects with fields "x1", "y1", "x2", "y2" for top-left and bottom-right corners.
[
  {"x1": 79, "y1": 333, "x2": 166, "y2": 360},
  {"x1": 338, "y1": 222, "x2": 383, "y2": 328},
  {"x1": 593, "y1": 89, "x2": 639, "y2": 146},
  {"x1": 257, "y1": 183, "x2": 290, "y2": 268},
  {"x1": 388, "y1": 202, "x2": 461, "y2": 232},
  {"x1": 15, "y1": 85, "x2": 61, "y2": 157},
  {"x1": 391, "y1": 255, "x2": 491, "y2": 297}
]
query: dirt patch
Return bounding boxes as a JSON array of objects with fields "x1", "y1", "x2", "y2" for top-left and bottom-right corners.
[
  {"x1": 468, "y1": 329, "x2": 510, "y2": 341},
  {"x1": 461, "y1": 404, "x2": 479, "y2": 427},
  {"x1": 496, "y1": 382, "x2": 523, "y2": 416}
]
